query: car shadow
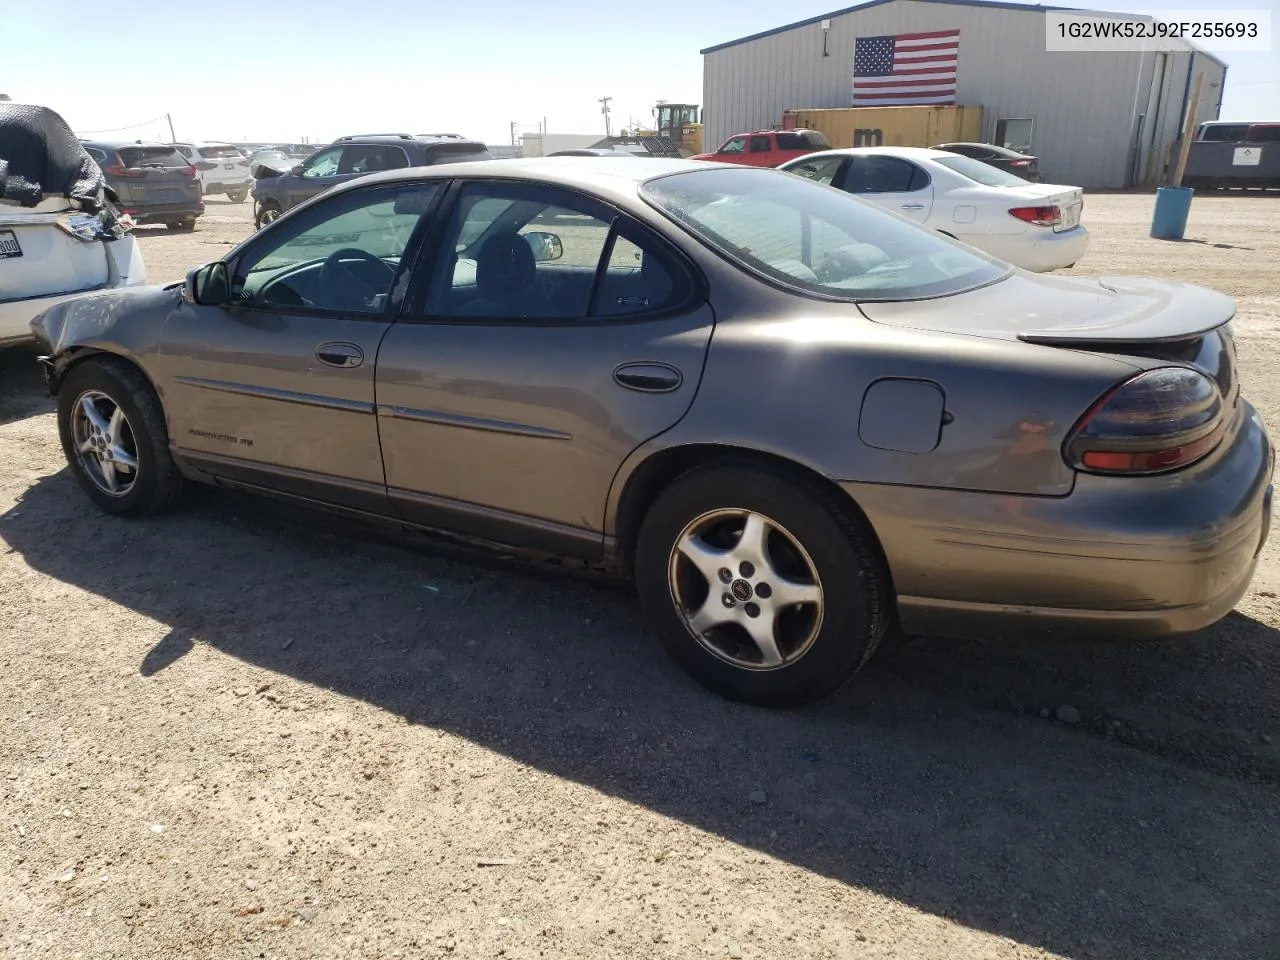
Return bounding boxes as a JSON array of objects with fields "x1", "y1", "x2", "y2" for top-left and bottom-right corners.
[
  {"x1": 2, "y1": 472, "x2": 1278, "y2": 959},
  {"x1": 0, "y1": 342, "x2": 53, "y2": 425}
]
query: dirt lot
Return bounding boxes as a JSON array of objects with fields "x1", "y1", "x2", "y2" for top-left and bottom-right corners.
[{"x1": 2, "y1": 193, "x2": 1279, "y2": 960}]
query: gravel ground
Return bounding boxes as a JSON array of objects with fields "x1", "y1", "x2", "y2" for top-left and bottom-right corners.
[{"x1": 2, "y1": 192, "x2": 1279, "y2": 960}]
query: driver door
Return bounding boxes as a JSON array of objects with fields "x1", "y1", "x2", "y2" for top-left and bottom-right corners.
[
  {"x1": 158, "y1": 180, "x2": 443, "y2": 513},
  {"x1": 285, "y1": 145, "x2": 352, "y2": 208}
]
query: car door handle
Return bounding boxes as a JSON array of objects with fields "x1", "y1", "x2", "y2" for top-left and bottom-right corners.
[
  {"x1": 614, "y1": 361, "x2": 683, "y2": 393},
  {"x1": 315, "y1": 342, "x2": 364, "y2": 368},
  {"x1": 900, "y1": 203, "x2": 925, "y2": 210}
]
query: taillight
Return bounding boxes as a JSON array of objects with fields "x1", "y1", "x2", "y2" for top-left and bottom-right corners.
[
  {"x1": 1009, "y1": 159, "x2": 1032, "y2": 167},
  {"x1": 1065, "y1": 367, "x2": 1226, "y2": 475},
  {"x1": 104, "y1": 163, "x2": 145, "y2": 179},
  {"x1": 180, "y1": 166, "x2": 198, "y2": 179},
  {"x1": 1009, "y1": 205, "x2": 1061, "y2": 226},
  {"x1": 195, "y1": 160, "x2": 217, "y2": 171}
]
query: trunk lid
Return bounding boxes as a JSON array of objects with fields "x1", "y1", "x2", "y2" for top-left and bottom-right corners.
[
  {"x1": 0, "y1": 200, "x2": 111, "y2": 303},
  {"x1": 858, "y1": 272, "x2": 1238, "y2": 400}
]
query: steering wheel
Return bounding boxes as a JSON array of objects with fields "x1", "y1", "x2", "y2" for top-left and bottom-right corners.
[{"x1": 317, "y1": 248, "x2": 396, "y2": 312}]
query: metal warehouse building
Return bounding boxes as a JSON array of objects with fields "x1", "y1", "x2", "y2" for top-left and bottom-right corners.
[{"x1": 700, "y1": 0, "x2": 1226, "y2": 187}]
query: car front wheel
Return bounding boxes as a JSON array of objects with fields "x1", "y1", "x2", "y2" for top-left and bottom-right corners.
[
  {"x1": 57, "y1": 358, "x2": 183, "y2": 517},
  {"x1": 255, "y1": 201, "x2": 282, "y2": 229},
  {"x1": 634, "y1": 464, "x2": 890, "y2": 707}
]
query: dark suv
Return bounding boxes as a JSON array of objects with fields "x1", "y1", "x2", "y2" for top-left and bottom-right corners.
[
  {"x1": 80, "y1": 140, "x2": 205, "y2": 230},
  {"x1": 250, "y1": 133, "x2": 492, "y2": 229}
]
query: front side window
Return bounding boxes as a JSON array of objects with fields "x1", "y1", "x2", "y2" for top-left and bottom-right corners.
[
  {"x1": 299, "y1": 146, "x2": 342, "y2": 179},
  {"x1": 426, "y1": 181, "x2": 689, "y2": 321},
  {"x1": 719, "y1": 137, "x2": 747, "y2": 155},
  {"x1": 785, "y1": 155, "x2": 846, "y2": 186},
  {"x1": 640, "y1": 167, "x2": 1008, "y2": 302},
  {"x1": 933, "y1": 155, "x2": 1030, "y2": 187},
  {"x1": 231, "y1": 183, "x2": 440, "y2": 314}
]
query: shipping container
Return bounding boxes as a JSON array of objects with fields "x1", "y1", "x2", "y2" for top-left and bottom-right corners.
[{"x1": 782, "y1": 105, "x2": 983, "y2": 150}]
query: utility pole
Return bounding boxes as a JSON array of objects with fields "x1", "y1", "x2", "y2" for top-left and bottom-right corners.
[
  {"x1": 598, "y1": 96, "x2": 612, "y2": 138},
  {"x1": 510, "y1": 121, "x2": 517, "y2": 147},
  {"x1": 166, "y1": 113, "x2": 176, "y2": 142}
]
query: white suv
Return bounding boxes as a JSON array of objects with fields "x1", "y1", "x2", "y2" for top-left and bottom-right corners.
[
  {"x1": 173, "y1": 141, "x2": 252, "y2": 203},
  {"x1": 1, "y1": 102, "x2": 145, "y2": 347}
]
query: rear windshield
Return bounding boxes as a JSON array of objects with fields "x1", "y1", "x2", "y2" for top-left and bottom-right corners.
[
  {"x1": 118, "y1": 146, "x2": 189, "y2": 168},
  {"x1": 777, "y1": 131, "x2": 831, "y2": 150},
  {"x1": 200, "y1": 145, "x2": 244, "y2": 158},
  {"x1": 641, "y1": 167, "x2": 1009, "y2": 302},
  {"x1": 1245, "y1": 126, "x2": 1280, "y2": 142},
  {"x1": 933, "y1": 155, "x2": 1030, "y2": 187}
]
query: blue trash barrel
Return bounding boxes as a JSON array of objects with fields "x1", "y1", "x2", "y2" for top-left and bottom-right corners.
[{"x1": 1150, "y1": 185, "x2": 1194, "y2": 240}]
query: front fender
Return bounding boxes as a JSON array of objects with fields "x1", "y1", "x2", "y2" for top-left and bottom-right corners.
[{"x1": 31, "y1": 283, "x2": 181, "y2": 395}]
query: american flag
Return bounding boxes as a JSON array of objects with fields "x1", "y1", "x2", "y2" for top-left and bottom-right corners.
[{"x1": 852, "y1": 30, "x2": 960, "y2": 106}]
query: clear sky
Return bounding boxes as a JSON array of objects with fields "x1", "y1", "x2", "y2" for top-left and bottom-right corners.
[{"x1": 2, "y1": 0, "x2": 1275, "y2": 146}]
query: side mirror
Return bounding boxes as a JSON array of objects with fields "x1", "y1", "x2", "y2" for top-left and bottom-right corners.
[
  {"x1": 290, "y1": 164, "x2": 305, "y2": 176},
  {"x1": 183, "y1": 262, "x2": 230, "y2": 306},
  {"x1": 524, "y1": 231, "x2": 563, "y2": 263}
]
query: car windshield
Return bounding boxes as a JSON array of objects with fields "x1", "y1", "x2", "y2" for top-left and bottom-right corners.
[
  {"x1": 932, "y1": 155, "x2": 1030, "y2": 187},
  {"x1": 640, "y1": 167, "x2": 1010, "y2": 301}
]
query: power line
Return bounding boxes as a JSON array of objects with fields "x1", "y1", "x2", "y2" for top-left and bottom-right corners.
[{"x1": 74, "y1": 113, "x2": 171, "y2": 135}]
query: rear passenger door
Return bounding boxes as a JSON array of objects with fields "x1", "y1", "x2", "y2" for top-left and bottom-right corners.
[
  {"x1": 840, "y1": 156, "x2": 934, "y2": 223},
  {"x1": 748, "y1": 135, "x2": 774, "y2": 167},
  {"x1": 374, "y1": 179, "x2": 715, "y2": 557}
]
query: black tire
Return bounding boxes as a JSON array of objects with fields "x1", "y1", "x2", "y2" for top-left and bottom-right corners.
[
  {"x1": 57, "y1": 357, "x2": 183, "y2": 517},
  {"x1": 255, "y1": 201, "x2": 282, "y2": 230},
  {"x1": 227, "y1": 189, "x2": 248, "y2": 203},
  {"x1": 634, "y1": 463, "x2": 890, "y2": 707}
]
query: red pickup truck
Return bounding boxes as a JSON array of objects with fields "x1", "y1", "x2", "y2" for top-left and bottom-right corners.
[{"x1": 690, "y1": 129, "x2": 832, "y2": 167}]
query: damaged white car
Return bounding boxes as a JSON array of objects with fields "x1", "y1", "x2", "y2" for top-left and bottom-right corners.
[{"x1": 0, "y1": 102, "x2": 145, "y2": 347}]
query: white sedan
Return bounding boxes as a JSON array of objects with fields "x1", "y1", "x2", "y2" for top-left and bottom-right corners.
[{"x1": 778, "y1": 146, "x2": 1088, "y2": 273}]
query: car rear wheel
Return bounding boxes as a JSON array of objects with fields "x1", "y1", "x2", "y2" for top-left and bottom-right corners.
[
  {"x1": 166, "y1": 218, "x2": 196, "y2": 232},
  {"x1": 227, "y1": 189, "x2": 248, "y2": 203},
  {"x1": 256, "y1": 201, "x2": 282, "y2": 230},
  {"x1": 57, "y1": 358, "x2": 183, "y2": 517},
  {"x1": 634, "y1": 464, "x2": 890, "y2": 707}
]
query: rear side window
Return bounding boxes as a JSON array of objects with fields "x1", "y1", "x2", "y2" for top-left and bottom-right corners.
[
  {"x1": 844, "y1": 156, "x2": 929, "y2": 192},
  {"x1": 777, "y1": 131, "x2": 831, "y2": 150},
  {"x1": 750, "y1": 135, "x2": 771, "y2": 153},
  {"x1": 84, "y1": 147, "x2": 108, "y2": 163},
  {"x1": 118, "y1": 146, "x2": 188, "y2": 168}
]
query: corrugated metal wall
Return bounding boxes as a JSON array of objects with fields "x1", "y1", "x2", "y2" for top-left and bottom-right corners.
[{"x1": 702, "y1": 0, "x2": 1224, "y2": 187}]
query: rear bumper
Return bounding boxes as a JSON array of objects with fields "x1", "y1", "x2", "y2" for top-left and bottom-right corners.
[
  {"x1": 204, "y1": 179, "x2": 251, "y2": 194},
  {"x1": 967, "y1": 225, "x2": 1089, "y2": 272},
  {"x1": 123, "y1": 201, "x2": 204, "y2": 223},
  {"x1": 846, "y1": 401, "x2": 1274, "y2": 642}
]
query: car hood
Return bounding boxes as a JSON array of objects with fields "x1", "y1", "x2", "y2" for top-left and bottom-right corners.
[{"x1": 857, "y1": 271, "x2": 1235, "y2": 344}]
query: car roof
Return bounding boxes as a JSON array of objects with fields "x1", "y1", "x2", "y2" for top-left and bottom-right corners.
[
  {"x1": 318, "y1": 156, "x2": 734, "y2": 202},
  {"x1": 331, "y1": 133, "x2": 486, "y2": 148},
  {"x1": 794, "y1": 146, "x2": 957, "y2": 161}
]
